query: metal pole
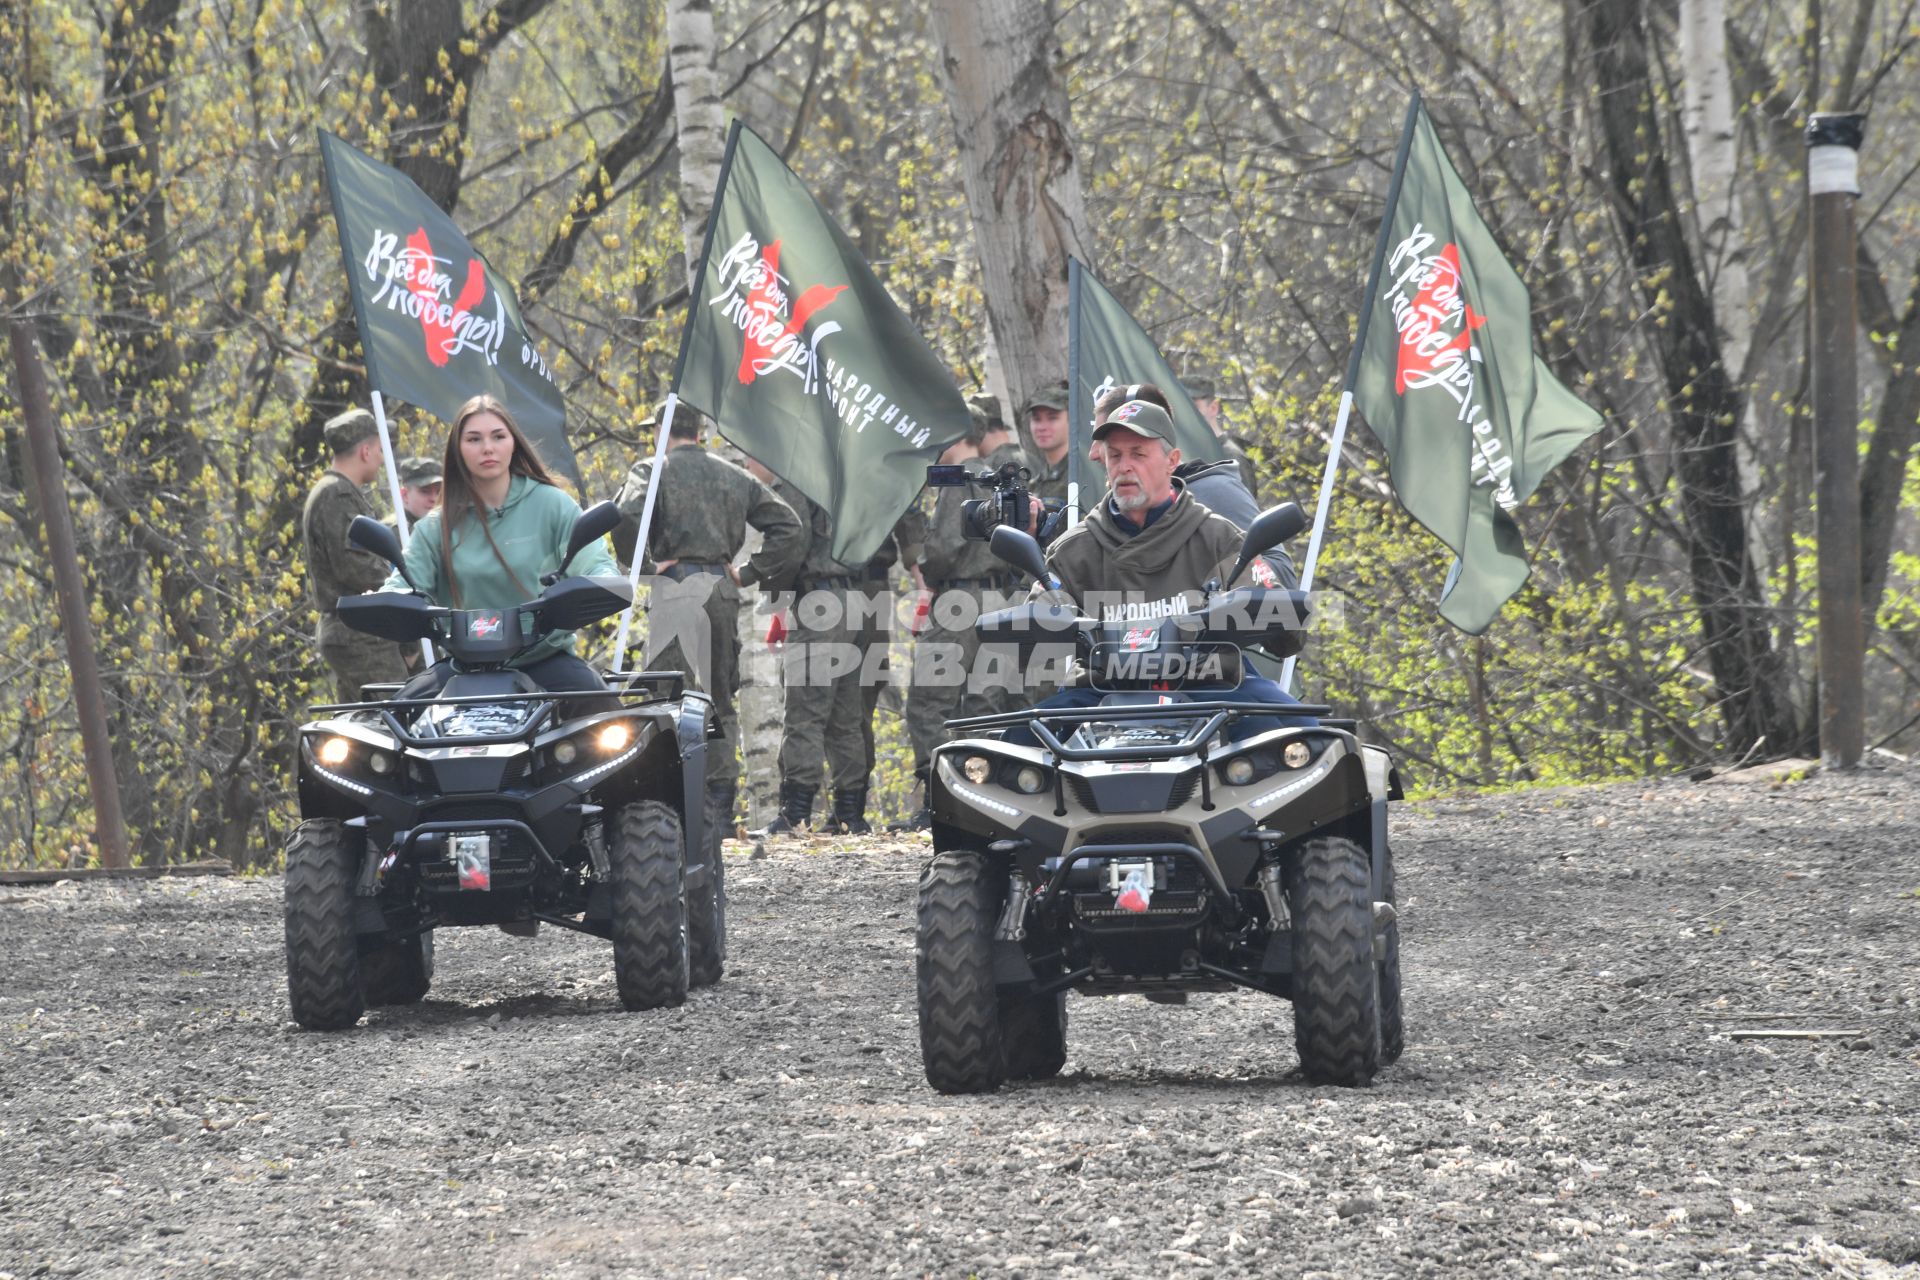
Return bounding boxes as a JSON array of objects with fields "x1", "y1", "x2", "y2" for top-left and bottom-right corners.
[
  {"x1": 8, "y1": 320, "x2": 132, "y2": 868},
  {"x1": 1066, "y1": 256, "x2": 1083, "y2": 529},
  {"x1": 1807, "y1": 113, "x2": 1866, "y2": 770},
  {"x1": 610, "y1": 394, "x2": 677, "y2": 672},
  {"x1": 369, "y1": 390, "x2": 432, "y2": 668}
]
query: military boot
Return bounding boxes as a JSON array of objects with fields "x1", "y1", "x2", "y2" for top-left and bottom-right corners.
[
  {"x1": 829, "y1": 785, "x2": 872, "y2": 835},
  {"x1": 760, "y1": 781, "x2": 815, "y2": 836},
  {"x1": 888, "y1": 767, "x2": 931, "y2": 832}
]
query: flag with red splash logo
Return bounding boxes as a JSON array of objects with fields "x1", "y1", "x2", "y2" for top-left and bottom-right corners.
[
  {"x1": 673, "y1": 123, "x2": 968, "y2": 565},
  {"x1": 1351, "y1": 100, "x2": 1601, "y2": 632},
  {"x1": 318, "y1": 132, "x2": 576, "y2": 483}
]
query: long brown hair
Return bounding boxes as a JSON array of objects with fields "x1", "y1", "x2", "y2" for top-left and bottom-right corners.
[{"x1": 437, "y1": 394, "x2": 558, "y2": 606}]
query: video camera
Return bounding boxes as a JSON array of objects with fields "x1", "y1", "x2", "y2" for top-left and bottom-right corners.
[{"x1": 926, "y1": 461, "x2": 1062, "y2": 543}]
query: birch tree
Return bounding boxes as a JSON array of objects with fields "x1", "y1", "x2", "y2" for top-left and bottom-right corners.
[
  {"x1": 927, "y1": 0, "x2": 1096, "y2": 438},
  {"x1": 668, "y1": 0, "x2": 727, "y2": 280}
]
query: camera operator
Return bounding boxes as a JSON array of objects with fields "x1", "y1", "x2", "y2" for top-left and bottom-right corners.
[
  {"x1": 900, "y1": 402, "x2": 1028, "y2": 827},
  {"x1": 1004, "y1": 398, "x2": 1317, "y2": 745}
]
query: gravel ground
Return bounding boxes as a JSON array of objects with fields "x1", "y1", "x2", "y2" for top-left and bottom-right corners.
[{"x1": 3, "y1": 760, "x2": 1917, "y2": 1279}]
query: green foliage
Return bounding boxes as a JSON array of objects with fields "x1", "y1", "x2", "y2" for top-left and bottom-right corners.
[{"x1": 1, "y1": 0, "x2": 1916, "y2": 866}]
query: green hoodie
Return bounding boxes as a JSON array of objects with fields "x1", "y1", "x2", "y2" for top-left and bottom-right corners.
[{"x1": 383, "y1": 474, "x2": 618, "y2": 665}]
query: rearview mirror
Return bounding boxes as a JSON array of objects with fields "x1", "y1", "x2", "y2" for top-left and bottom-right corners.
[
  {"x1": 989, "y1": 524, "x2": 1051, "y2": 586},
  {"x1": 347, "y1": 515, "x2": 413, "y2": 589},
  {"x1": 1224, "y1": 502, "x2": 1307, "y2": 589},
  {"x1": 564, "y1": 501, "x2": 622, "y2": 570}
]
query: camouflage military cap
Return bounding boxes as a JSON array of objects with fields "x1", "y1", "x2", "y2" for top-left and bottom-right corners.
[
  {"x1": 643, "y1": 397, "x2": 709, "y2": 436},
  {"x1": 398, "y1": 456, "x2": 443, "y2": 486},
  {"x1": 1024, "y1": 380, "x2": 1069, "y2": 413},
  {"x1": 323, "y1": 408, "x2": 379, "y2": 454},
  {"x1": 966, "y1": 392, "x2": 1005, "y2": 429}
]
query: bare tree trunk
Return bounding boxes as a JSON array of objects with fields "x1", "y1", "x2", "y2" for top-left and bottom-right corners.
[
  {"x1": 927, "y1": 0, "x2": 1095, "y2": 439},
  {"x1": 1586, "y1": 0, "x2": 1804, "y2": 755},
  {"x1": 667, "y1": 0, "x2": 726, "y2": 281}
]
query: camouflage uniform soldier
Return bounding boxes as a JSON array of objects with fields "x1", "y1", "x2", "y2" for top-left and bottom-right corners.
[
  {"x1": 899, "y1": 403, "x2": 1027, "y2": 828},
  {"x1": 761, "y1": 479, "x2": 871, "y2": 834},
  {"x1": 385, "y1": 456, "x2": 445, "y2": 675},
  {"x1": 614, "y1": 402, "x2": 803, "y2": 823},
  {"x1": 1023, "y1": 379, "x2": 1073, "y2": 508},
  {"x1": 834, "y1": 505, "x2": 925, "y2": 834},
  {"x1": 303, "y1": 409, "x2": 409, "y2": 701}
]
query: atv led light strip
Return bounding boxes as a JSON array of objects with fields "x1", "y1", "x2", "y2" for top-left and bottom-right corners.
[
  {"x1": 312, "y1": 761, "x2": 373, "y2": 797},
  {"x1": 1247, "y1": 754, "x2": 1337, "y2": 812},
  {"x1": 951, "y1": 781, "x2": 1020, "y2": 818},
  {"x1": 573, "y1": 743, "x2": 641, "y2": 785}
]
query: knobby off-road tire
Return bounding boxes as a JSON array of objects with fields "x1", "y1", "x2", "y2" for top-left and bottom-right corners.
[
  {"x1": 284, "y1": 820, "x2": 365, "y2": 1030},
  {"x1": 362, "y1": 930, "x2": 434, "y2": 1006},
  {"x1": 610, "y1": 801, "x2": 690, "y2": 1010},
  {"x1": 999, "y1": 990, "x2": 1067, "y2": 1081},
  {"x1": 688, "y1": 790, "x2": 727, "y2": 989},
  {"x1": 917, "y1": 850, "x2": 1004, "y2": 1094},
  {"x1": 1289, "y1": 836, "x2": 1381, "y2": 1086},
  {"x1": 1377, "y1": 844, "x2": 1403, "y2": 1067}
]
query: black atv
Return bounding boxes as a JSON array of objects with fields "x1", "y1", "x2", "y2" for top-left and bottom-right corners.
[
  {"x1": 915, "y1": 506, "x2": 1404, "y2": 1092},
  {"x1": 284, "y1": 504, "x2": 726, "y2": 1030}
]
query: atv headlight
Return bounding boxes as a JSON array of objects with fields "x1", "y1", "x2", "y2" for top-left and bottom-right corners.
[
  {"x1": 552, "y1": 739, "x2": 578, "y2": 766},
  {"x1": 316, "y1": 736, "x2": 352, "y2": 767},
  {"x1": 1224, "y1": 756, "x2": 1255, "y2": 786},
  {"x1": 367, "y1": 751, "x2": 394, "y2": 775},
  {"x1": 962, "y1": 756, "x2": 992, "y2": 785},
  {"x1": 1283, "y1": 740, "x2": 1314, "y2": 769},
  {"x1": 595, "y1": 721, "x2": 633, "y2": 753},
  {"x1": 1013, "y1": 765, "x2": 1048, "y2": 795}
]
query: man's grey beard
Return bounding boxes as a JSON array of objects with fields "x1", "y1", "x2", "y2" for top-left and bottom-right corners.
[{"x1": 1113, "y1": 485, "x2": 1151, "y2": 512}]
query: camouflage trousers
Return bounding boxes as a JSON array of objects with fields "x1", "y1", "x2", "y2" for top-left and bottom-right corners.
[
  {"x1": 644, "y1": 570, "x2": 741, "y2": 792},
  {"x1": 904, "y1": 585, "x2": 1025, "y2": 774},
  {"x1": 778, "y1": 586, "x2": 870, "y2": 793},
  {"x1": 316, "y1": 614, "x2": 409, "y2": 703}
]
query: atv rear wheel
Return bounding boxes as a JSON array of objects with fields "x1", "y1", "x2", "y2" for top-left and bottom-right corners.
[
  {"x1": 916, "y1": 850, "x2": 1004, "y2": 1094},
  {"x1": 363, "y1": 930, "x2": 434, "y2": 1006},
  {"x1": 688, "y1": 790, "x2": 727, "y2": 988},
  {"x1": 284, "y1": 820, "x2": 365, "y2": 1030},
  {"x1": 1289, "y1": 837, "x2": 1381, "y2": 1086},
  {"x1": 610, "y1": 801, "x2": 690, "y2": 1010},
  {"x1": 1000, "y1": 990, "x2": 1067, "y2": 1080},
  {"x1": 1377, "y1": 844, "x2": 1403, "y2": 1067}
]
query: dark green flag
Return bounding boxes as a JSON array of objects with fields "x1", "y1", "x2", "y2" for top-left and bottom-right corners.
[
  {"x1": 1351, "y1": 100, "x2": 1602, "y2": 632},
  {"x1": 674, "y1": 123, "x2": 968, "y2": 565},
  {"x1": 318, "y1": 131, "x2": 576, "y2": 483},
  {"x1": 1070, "y1": 261, "x2": 1223, "y2": 464}
]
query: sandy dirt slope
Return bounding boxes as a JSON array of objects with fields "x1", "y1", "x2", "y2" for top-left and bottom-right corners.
[{"x1": 2, "y1": 761, "x2": 1916, "y2": 1278}]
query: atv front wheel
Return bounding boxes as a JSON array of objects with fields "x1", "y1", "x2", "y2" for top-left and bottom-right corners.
[
  {"x1": 688, "y1": 789, "x2": 727, "y2": 989},
  {"x1": 610, "y1": 800, "x2": 690, "y2": 1010},
  {"x1": 1000, "y1": 989, "x2": 1067, "y2": 1080},
  {"x1": 916, "y1": 850, "x2": 1004, "y2": 1094},
  {"x1": 1289, "y1": 837, "x2": 1381, "y2": 1086},
  {"x1": 363, "y1": 929, "x2": 434, "y2": 1006},
  {"x1": 284, "y1": 820, "x2": 366, "y2": 1030},
  {"x1": 1377, "y1": 844, "x2": 1403, "y2": 1067}
]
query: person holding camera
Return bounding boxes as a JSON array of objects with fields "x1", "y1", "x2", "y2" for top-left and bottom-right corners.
[{"x1": 898, "y1": 398, "x2": 1028, "y2": 829}]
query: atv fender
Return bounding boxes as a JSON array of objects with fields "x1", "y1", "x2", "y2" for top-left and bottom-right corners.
[
  {"x1": 674, "y1": 692, "x2": 715, "y2": 883},
  {"x1": 1361, "y1": 745, "x2": 1393, "y2": 900}
]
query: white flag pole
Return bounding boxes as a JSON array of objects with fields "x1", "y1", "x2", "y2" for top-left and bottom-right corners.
[
  {"x1": 610, "y1": 394, "x2": 677, "y2": 674},
  {"x1": 369, "y1": 390, "x2": 433, "y2": 669},
  {"x1": 1065, "y1": 257, "x2": 1084, "y2": 531},
  {"x1": 1278, "y1": 93, "x2": 1423, "y2": 697}
]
